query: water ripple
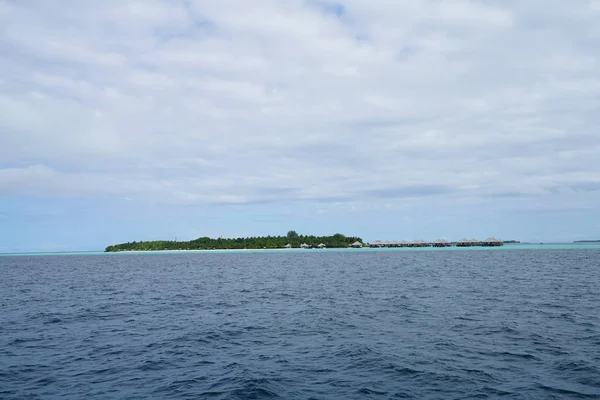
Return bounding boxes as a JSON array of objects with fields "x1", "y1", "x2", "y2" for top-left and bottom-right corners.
[{"x1": 1, "y1": 250, "x2": 599, "y2": 399}]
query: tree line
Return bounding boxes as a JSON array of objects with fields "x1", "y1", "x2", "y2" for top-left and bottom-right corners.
[{"x1": 104, "y1": 231, "x2": 362, "y2": 252}]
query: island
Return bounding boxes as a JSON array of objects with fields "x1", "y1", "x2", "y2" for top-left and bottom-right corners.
[
  {"x1": 104, "y1": 231, "x2": 363, "y2": 252},
  {"x1": 573, "y1": 240, "x2": 600, "y2": 243}
]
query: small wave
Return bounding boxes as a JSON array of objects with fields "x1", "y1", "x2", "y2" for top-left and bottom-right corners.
[
  {"x1": 9, "y1": 337, "x2": 42, "y2": 345},
  {"x1": 333, "y1": 343, "x2": 376, "y2": 358},
  {"x1": 554, "y1": 360, "x2": 600, "y2": 374},
  {"x1": 533, "y1": 345, "x2": 569, "y2": 356},
  {"x1": 138, "y1": 359, "x2": 174, "y2": 371},
  {"x1": 462, "y1": 368, "x2": 500, "y2": 383},
  {"x1": 198, "y1": 390, "x2": 225, "y2": 397},
  {"x1": 207, "y1": 377, "x2": 284, "y2": 399},
  {"x1": 203, "y1": 329, "x2": 243, "y2": 341},
  {"x1": 229, "y1": 385, "x2": 281, "y2": 399},
  {"x1": 482, "y1": 351, "x2": 540, "y2": 361},
  {"x1": 154, "y1": 378, "x2": 208, "y2": 395},
  {"x1": 244, "y1": 325, "x2": 267, "y2": 331},
  {"x1": 29, "y1": 312, "x2": 65, "y2": 322},
  {"x1": 73, "y1": 366, "x2": 125, "y2": 377},
  {"x1": 498, "y1": 325, "x2": 520, "y2": 334},
  {"x1": 33, "y1": 376, "x2": 55, "y2": 386},
  {"x1": 357, "y1": 387, "x2": 388, "y2": 395},
  {"x1": 384, "y1": 363, "x2": 422, "y2": 377},
  {"x1": 455, "y1": 316, "x2": 479, "y2": 321},
  {"x1": 536, "y1": 383, "x2": 600, "y2": 398},
  {"x1": 390, "y1": 390, "x2": 417, "y2": 398}
]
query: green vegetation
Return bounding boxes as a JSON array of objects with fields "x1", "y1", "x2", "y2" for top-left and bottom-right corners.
[{"x1": 104, "y1": 232, "x2": 362, "y2": 252}]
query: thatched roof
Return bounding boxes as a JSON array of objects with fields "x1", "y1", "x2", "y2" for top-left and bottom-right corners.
[{"x1": 485, "y1": 237, "x2": 502, "y2": 242}]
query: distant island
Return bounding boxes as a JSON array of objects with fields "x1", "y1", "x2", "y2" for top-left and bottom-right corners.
[
  {"x1": 504, "y1": 240, "x2": 521, "y2": 244},
  {"x1": 105, "y1": 231, "x2": 363, "y2": 252},
  {"x1": 573, "y1": 240, "x2": 600, "y2": 243}
]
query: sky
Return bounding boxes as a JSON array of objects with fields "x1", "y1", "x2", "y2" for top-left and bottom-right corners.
[{"x1": 1, "y1": 0, "x2": 600, "y2": 252}]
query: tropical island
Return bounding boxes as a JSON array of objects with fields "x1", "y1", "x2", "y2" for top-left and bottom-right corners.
[
  {"x1": 573, "y1": 240, "x2": 600, "y2": 243},
  {"x1": 104, "y1": 231, "x2": 363, "y2": 252}
]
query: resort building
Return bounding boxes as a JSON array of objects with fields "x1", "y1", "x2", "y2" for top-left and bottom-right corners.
[
  {"x1": 368, "y1": 237, "x2": 504, "y2": 248},
  {"x1": 433, "y1": 239, "x2": 452, "y2": 247},
  {"x1": 482, "y1": 237, "x2": 504, "y2": 246}
]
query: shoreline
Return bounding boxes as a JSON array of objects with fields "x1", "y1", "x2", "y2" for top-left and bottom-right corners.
[{"x1": 3, "y1": 243, "x2": 600, "y2": 257}]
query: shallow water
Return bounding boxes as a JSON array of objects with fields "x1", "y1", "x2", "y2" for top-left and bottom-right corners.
[{"x1": 1, "y1": 249, "x2": 599, "y2": 399}]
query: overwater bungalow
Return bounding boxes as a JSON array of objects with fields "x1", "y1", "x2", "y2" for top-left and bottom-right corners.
[
  {"x1": 407, "y1": 240, "x2": 430, "y2": 248},
  {"x1": 351, "y1": 241, "x2": 364, "y2": 248},
  {"x1": 366, "y1": 237, "x2": 503, "y2": 248},
  {"x1": 368, "y1": 237, "x2": 504, "y2": 248},
  {"x1": 482, "y1": 237, "x2": 504, "y2": 247},
  {"x1": 300, "y1": 243, "x2": 311, "y2": 249},
  {"x1": 433, "y1": 239, "x2": 451, "y2": 247},
  {"x1": 457, "y1": 238, "x2": 473, "y2": 247},
  {"x1": 317, "y1": 243, "x2": 326, "y2": 249},
  {"x1": 284, "y1": 243, "x2": 292, "y2": 249},
  {"x1": 458, "y1": 238, "x2": 484, "y2": 247}
]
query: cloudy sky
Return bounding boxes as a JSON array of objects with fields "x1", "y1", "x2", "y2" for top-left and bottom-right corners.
[{"x1": 1, "y1": 0, "x2": 599, "y2": 252}]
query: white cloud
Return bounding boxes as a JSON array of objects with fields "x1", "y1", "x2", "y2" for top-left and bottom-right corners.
[{"x1": 0, "y1": 0, "x2": 599, "y2": 209}]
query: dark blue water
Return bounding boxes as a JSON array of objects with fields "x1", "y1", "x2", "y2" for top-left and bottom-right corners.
[{"x1": 1, "y1": 250, "x2": 599, "y2": 399}]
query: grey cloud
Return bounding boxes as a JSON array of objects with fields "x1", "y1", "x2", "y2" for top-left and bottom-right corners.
[
  {"x1": 569, "y1": 182, "x2": 600, "y2": 192},
  {"x1": 0, "y1": 0, "x2": 599, "y2": 209},
  {"x1": 363, "y1": 185, "x2": 455, "y2": 199}
]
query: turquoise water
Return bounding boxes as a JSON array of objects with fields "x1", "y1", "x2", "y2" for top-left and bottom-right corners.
[{"x1": 1, "y1": 243, "x2": 599, "y2": 256}]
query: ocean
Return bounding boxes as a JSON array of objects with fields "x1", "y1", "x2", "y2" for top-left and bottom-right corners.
[{"x1": 1, "y1": 247, "x2": 599, "y2": 399}]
